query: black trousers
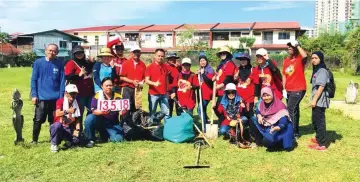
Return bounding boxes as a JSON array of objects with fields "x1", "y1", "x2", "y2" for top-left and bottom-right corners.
[
  {"x1": 32, "y1": 100, "x2": 57, "y2": 142},
  {"x1": 286, "y1": 90, "x2": 306, "y2": 136},
  {"x1": 120, "y1": 87, "x2": 136, "y2": 113},
  {"x1": 312, "y1": 106, "x2": 327, "y2": 146},
  {"x1": 168, "y1": 97, "x2": 180, "y2": 117}
]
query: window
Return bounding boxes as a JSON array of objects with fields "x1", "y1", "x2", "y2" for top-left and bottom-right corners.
[
  {"x1": 278, "y1": 32, "x2": 290, "y2": 40},
  {"x1": 59, "y1": 40, "x2": 67, "y2": 49},
  {"x1": 74, "y1": 32, "x2": 78, "y2": 36},
  {"x1": 230, "y1": 32, "x2": 241, "y2": 37},
  {"x1": 83, "y1": 35, "x2": 87, "y2": 40},
  {"x1": 194, "y1": 32, "x2": 210, "y2": 41},
  {"x1": 253, "y1": 31, "x2": 261, "y2": 36},
  {"x1": 145, "y1": 34, "x2": 151, "y2": 41},
  {"x1": 125, "y1": 33, "x2": 139, "y2": 41},
  {"x1": 242, "y1": 32, "x2": 250, "y2": 36},
  {"x1": 95, "y1": 35, "x2": 99, "y2": 43},
  {"x1": 213, "y1": 32, "x2": 229, "y2": 41},
  {"x1": 166, "y1": 34, "x2": 172, "y2": 36}
]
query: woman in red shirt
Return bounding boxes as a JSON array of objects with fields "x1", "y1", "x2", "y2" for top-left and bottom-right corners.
[
  {"x1": 176, "y1": 58, "x2": 199, "y2": 115},
  {"x1": 253, "y1": 48, "x2": 283, "y2": 100},
  {"x1": 65, "y1": 46, "x2": 95, "y2": 117},
  {"x1": 197, "y1": 53, "x2": 215, "y2": 124},
  {"x1": 282, "y1": 41, "x2": 308, "y2": 139}
]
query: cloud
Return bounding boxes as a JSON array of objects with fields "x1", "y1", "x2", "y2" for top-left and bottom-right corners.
[
  {"x1": 0, "y1": 0, "x2": 171, "y2": 33},
  {"x1": 242, "y1": 2, "x2": 298, "y2": 11}
]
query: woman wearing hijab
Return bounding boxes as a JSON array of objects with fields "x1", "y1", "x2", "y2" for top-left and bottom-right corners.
[
  {"x1": 213, "y1": 46, "x2": 236, "y2": 122},
  {"x1": 234, "y1": 53, "x2": 260, "y2": 121},
  {"x1": 197, "y1": 53, "x2": 215, "y2": 124},
  {"x1": 308, "y1": 51, "x2": 329, "y2": 151},
  {"x1": 65, "y1": 45, "x2": 95, "y2": 116},
  {"x1": 282, "y1": 40, "x2": 308, "y2": 139},
  {"x1": 252, "y1": 87, "x2": 294, "y2": 151}
]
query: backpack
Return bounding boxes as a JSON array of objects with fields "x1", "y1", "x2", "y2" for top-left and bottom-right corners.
[{"x1": 326, "y1": 68, "x2": 336, "y2": 98}]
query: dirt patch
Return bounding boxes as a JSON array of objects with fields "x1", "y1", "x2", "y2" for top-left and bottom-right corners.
[{"x1": 331, "y1": 101, "x2": 360, "y2": 120}]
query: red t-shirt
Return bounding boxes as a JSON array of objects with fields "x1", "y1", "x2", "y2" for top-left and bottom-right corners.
[
  {"x1": 54, "y1": 98, "x2": 82, "y2": 123},
  {"x1": 176, "y1": 72, "x2": 199, "y2": 110},
  {"x1": 119, "y1": 58, "x2": 146, "y2": 88},
  {"x1": 165, "y1": 63, "x2": 180, "y2": 93},
  {"x1": 145, "y1": 62, "x2": 168, "y2": 95},
  {"x1": 200, "y1": 72, "x2": 215, "y2": 101},
  {"x1": 216, "y1": 61, "x2": 236, "y2": 96},
  {"x1": 216, "y1": 104, "x2": 241, "y2": 126},
  {"x1": 236, "y1": 67, "x2": 259, "y2": 104},
  {"x1": 65, "y1": 60, "x2": 94, "y2": 97},
  {"x1": 113, "y1": 57, "x2": 127, "y2": 87},
  {"x1": 253, "y1": 66, "x2": 283, "y2": 99},
  {"x1": 282, "y1": 55, "x2": 307, "y2": 91}
]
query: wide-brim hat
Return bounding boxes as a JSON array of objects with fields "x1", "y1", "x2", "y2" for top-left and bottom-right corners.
[
  {"x1": 166, "y1": 52, "x2": 180, "y2": 59},
  {"x1": 98, "y1": 48, "x2": 114, "y2": 57},
  {"x1": 216, "y1": 46, "x2": 232, "y2": 57}
]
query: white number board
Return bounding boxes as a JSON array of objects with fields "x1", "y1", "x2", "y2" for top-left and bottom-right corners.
[{"x1": 98, "y1": 99, "x2": 130, "y2": 111}]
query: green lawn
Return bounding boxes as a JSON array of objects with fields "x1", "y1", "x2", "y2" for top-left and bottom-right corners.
[{"x1": 0, "y1": 67, "x2": 360, "y2": 182}]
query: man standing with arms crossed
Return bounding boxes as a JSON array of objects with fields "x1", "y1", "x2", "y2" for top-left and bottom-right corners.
[{"x1": 31, "y1": 44, "x2": 65, "y2": 144}]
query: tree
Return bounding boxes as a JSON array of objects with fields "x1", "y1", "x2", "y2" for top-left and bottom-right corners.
[
  {"x1": 176, "y1": 25, "x2": 196, "y2": 51},
  {"x1": 0, "y1": 32, "x2": 11, "y2": 44},
  {"x1": 156, "y1": 34, "x2": 165, "y2": 48}
]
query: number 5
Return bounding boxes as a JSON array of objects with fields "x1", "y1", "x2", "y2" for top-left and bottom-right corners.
[{"x1": 110, "y1": 100, "x2": 116, "y2": 110}]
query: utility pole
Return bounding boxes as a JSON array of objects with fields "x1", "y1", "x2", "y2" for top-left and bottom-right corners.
[{"x1": 0, "y1": 26, "x2": 3, "y2": 63}]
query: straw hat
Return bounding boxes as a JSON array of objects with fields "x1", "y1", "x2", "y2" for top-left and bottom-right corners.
[
  {"x1": 216, "y1": 46, "x2": 232, "y2": 57},
  {"x1": 98, "y1": 48, "x2": 114, "y2": 57}
]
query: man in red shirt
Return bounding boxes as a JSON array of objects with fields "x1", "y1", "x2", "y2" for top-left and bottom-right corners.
[
  {"x1": 145, "y1": 49, "x2": 170, "y2": 120},
  {"x1": 49, "y1": 84, "x2": 82, "y2": 152},
  {"x1": 165, "y1": 52, "x2": 180, "y2": 116},
  {"x1": 119, "y1": 46, "x2": 146, "y2": 113},
  {"x1": 107, "y1": 38, "x2": 127, "y2": 92},
  {"x1": 282, "y1": 40, "x2": 308, "y2": 138}
]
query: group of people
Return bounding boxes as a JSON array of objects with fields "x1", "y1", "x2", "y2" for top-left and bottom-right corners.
[{"x1": 30, "y1": 38, "x2": 331, "y2": 152}]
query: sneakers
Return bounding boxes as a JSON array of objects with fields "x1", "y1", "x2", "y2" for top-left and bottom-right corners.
[
  {"x1": 308, "y1": 143, "x2": 327, "y2": 151},
  {"x1": 50, "y1": 144, "x2": 59, "y2": 153},
  {"x1": 63, "y1": 142, "x2": 73, "y2": 149},
  {"x1": 86, "y1": 140, "x2": 95, "y2": 148},
  {"x1": 310, "y1": 137, "x2": 318, "y2": 144},
  {"x1": 30, "y1": 141, "x2": 38, "y2": 145}
]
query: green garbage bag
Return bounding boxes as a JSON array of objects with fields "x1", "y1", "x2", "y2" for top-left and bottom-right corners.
[{"x1": 163, "y1": 112, "x2": 195, "y2": 143}]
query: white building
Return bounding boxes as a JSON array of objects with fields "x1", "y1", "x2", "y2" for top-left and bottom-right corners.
[
  {"x1": 314, "y1": 0, "x2": 355, "y2": 36},
  {"x1": 302, "y1": 27, "x2": 315, "y2": 38}
]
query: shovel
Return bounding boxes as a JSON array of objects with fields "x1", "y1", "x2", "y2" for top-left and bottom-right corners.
[{"x1": 205, "y1": 82, "x2": 218, "y2": 139}]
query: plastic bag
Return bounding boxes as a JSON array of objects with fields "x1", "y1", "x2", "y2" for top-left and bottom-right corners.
[{"x1": 163, "y1": 112, "x2": 195, "y2": 143}]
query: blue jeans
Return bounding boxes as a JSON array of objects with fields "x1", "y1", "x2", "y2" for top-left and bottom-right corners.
[
  {"x1": 84, "y1": 114, "x2": 123, "y2": 142},
  {"x1": 197, "y1": 100, "x2": 209, "y2": 125},
  {"x1": 149, "y1": 94, "x2": 170, "y2": 119},
  {"x1": 219, "y1": 116, "x2": 249, "y2": 135}
]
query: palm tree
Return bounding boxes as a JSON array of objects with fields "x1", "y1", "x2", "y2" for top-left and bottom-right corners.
[{"x1": 156, "y1": 34, "x2": 165, "y2": 48}]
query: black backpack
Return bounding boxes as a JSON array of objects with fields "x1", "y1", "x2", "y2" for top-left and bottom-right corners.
[{"x1": 326, "y1": 69, "x2": 336, "y2": 98}]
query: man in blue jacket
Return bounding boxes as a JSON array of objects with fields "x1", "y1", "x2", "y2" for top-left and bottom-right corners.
[{"x1": 31, "y1": 44, "x2": 65, "y2": 144}]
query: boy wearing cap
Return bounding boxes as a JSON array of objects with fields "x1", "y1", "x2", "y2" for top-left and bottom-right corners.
[
  {"x1": 165, "y1": 52, "x2": 180, "y2": 116},
  {"x1": 107, "y1": 38, "x2": 128, "y2": 91},
  {"x1": 65, "y1": 45, "x2": 95, "y2": 117},
  {"x1": 145, "y1": 49, "x2": 170, "y2": 119},
  {"x1": 93, "y1": 48, "x2": 117, "y2": 92},
  {"x1": 49, "y1": 84, "x2": 82, "y2": 152},
  {"x1": 31, "y1": 44, "x2": 65, "y2": 144},
  {"x1": 175, "y1": 57, "x2": 199, "y2": 115},
  {"x1": 119, "y1": 46, "x2": 146, "y2": 113},
  {"x1": 253, "y1": 48, "x2": 283, "y2": 100}
]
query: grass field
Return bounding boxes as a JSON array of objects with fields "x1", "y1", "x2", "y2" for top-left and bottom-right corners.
[{"x1": 0, "y1": 67, "x2": 360, "y2": 182}]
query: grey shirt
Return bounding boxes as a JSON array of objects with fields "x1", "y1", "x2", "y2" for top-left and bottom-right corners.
[{"x1": 312, "y1": 68, "x2": 330, "y2": 108}]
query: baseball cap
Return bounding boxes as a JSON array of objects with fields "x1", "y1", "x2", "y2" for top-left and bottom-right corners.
[
  {"x1": 255, "y1": 48, "x2": 268, "y2": 56},
  {"x1": 130, "y1": 46, "x2": 141, "y2": 52},
  {"x1": 66, "y1": 84, "x2": 79, "y2": 93},
  {"x1": 181, "y1": 57, "x2": 192, "y2": 65}
]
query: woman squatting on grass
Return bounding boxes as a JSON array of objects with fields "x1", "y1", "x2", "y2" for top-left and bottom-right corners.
[{"x1": 308, "y1": 51, "x2": 330, "y2": 151}]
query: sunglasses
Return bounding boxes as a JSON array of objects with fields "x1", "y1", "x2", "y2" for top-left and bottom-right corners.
[{"x1": 225, "y1": 90, "x2": 236, "y2": 94}]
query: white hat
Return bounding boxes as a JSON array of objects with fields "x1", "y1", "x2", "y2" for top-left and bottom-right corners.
[
  {"x1": 181, "y1": 57, "x2": 192, "y2": 65},
  {"x1": 66, "y1": 84, "x2": 78, "y2": 93},
  {"x1": 224, "y1": 83, "x2": 236, "y2": 91},
  {"x1": 255, "y1": 48, "x2": 268, "y2": 56},
  {"x1": 130, "y1": 46, "x2": 141, "y2": 52}
]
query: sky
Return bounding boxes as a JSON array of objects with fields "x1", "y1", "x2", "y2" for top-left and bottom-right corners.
[{"x1": 0, "y1": 0, "x2": 315, "y2": 34}]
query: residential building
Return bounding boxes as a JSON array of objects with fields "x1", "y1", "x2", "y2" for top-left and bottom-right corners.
[
  {"x1": 13, "y1": 29, "x2": 86, "y2": 61},
  {"x1": 211, "y1": 23, "x2": 255, "y2": 48},
  {"x1": 63, "y1": 26, "x2": 119, "y2": 46},
  {"x1": 302, "y1": 27, "x2": 315, "y2": 38},
  {"x1": 174, "y1": 23, "x2": 217, "y2": 48},
  {"x1": 140, "y1": 24, "x2": 182, "y2": 48},
  {"x1": 107, "y1": 25, "x2": 152, "y2": 50},
  {"x1": 314, "y1": 0, "x2": 357, "y2": 36}
]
